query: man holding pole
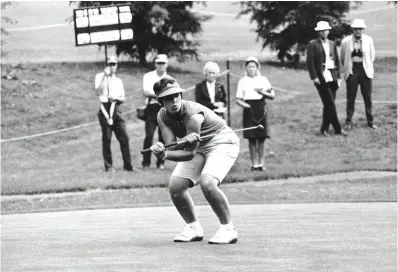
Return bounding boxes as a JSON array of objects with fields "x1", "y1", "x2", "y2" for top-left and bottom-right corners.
[{"x1": 95, "y1": 56, "x2": 133, "y2": 172}]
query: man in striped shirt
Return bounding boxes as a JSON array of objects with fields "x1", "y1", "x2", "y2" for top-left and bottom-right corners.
[{"x1": 141, "y1": 54, "x2": 169, "y2": 169}]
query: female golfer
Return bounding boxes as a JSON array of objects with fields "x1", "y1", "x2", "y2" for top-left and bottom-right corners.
[
  {"x1": 149, "y1": 76, "x2": 239, "y2": 244},
  {"x1": 236, "y1": 57, "x2": 275, "y2": 171}
]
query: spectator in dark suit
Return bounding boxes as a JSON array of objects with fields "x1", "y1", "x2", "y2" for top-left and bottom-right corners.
[
  {"x1": 306, "y1": 21, "x2": 348, "y2": 137},
  {"x1": 195, "y1": 62, "x2": 227, "y2": 118}
]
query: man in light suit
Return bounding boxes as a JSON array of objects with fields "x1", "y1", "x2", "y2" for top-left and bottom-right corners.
[
  {"x1": 195, "y1": 61, "x2": 227, "y2": 119},
  {"x1": 306, "y1": 21, "x2": 347, "y2": 137},
  {"x1": 340, "y1": 19, "x2": 376, "y2": 129}
]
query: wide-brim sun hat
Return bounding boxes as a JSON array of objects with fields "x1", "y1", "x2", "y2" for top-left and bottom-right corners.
[
  {"x1": 351, "y1": 19, "x2": 367, "y2": 29},
  {"x1": 245, "y1": 56, "x2": 261, "y2": 69},
  {"x1": 156, "y1": 81, "x2": 185, "y2": 98},
  {"x1": 314, "y1": 21, "x2": 332, "y2": 31}
]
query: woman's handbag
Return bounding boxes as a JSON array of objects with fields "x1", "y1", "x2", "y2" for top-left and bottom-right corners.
[
  {"x1": 136, "y1": 106, "x2": 147, "y2": 121},
  {"x1": 136, "y1": 98, "x2": 151, "y2": 121}
]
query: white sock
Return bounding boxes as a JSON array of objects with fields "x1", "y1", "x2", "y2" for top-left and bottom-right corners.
[
  {"x1": 189, "y1": 221, "x2": 200, "y2": 229},
  {"x1": 222, "y1": 222, "x2": 234, "y2": 230},
  {"x1": 253, "y1": 164, "x2": 259, "y2": 167}
]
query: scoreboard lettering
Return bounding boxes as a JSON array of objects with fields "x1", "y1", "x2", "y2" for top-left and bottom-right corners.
[{"x1": 73, "y1": 4, "x2": 134, "y2": 46}]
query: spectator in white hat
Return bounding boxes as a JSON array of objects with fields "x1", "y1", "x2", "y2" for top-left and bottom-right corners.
[
  {"x1": 141, "y1": 54, "x2": 170, "y2": 169},
  {"x1": 94, "y1": 56, "x2": 133, "y2": 172},
  {"x1": 236, "y1": 56, "x2": 275, "y2": 171},
  {"x1": 195, "y1": 61, "x2": 227, "y2": 118},
  {"x1": 306, "y1": 21, "x2": 348, "y2": 137},
  {"x1": 340, "y1": 19, "x2": 376, "y2": 129}
]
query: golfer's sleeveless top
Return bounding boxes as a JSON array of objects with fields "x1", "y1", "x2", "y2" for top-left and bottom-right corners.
[{"x1": 158, "y1": 100, "x2": 226, "y2": 143}]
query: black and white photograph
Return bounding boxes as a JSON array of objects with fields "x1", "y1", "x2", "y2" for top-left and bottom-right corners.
[{"x1": 1, "y1": 1, "x2": 397, "y2": 271}]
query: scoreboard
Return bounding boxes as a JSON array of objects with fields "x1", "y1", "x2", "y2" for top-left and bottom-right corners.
[{"x1": 73, "y1": 4, "x2": 134, "y2": 46}]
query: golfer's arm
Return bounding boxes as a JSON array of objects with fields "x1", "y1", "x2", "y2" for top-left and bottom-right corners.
[
  {"x1": 165, "y1": 144, "x2": 200, "y2": 162},
  {"x1": 156, "y1": 115, "x2": 192, "y2": 154},
  {"x1": 160, "y1": 114, "x2": 203, "y2": 162},
  {"x1": 157, "y1": 115, "x2": 178, "y2": 149}
]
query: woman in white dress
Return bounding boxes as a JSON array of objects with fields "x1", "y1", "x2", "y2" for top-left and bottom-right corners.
[{"x1": 236, "y1": 57, "x2": 275, "y2": 171}]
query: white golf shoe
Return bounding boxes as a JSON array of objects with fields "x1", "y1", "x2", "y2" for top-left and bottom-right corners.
[
  {"x1": 174, "y1": 224, "x2": 204, "y2": 242},
  {"x1": 208, "y1": 226, "x2": 238, "y2": 244}
]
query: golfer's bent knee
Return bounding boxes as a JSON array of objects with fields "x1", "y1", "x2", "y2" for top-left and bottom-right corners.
[
  {"x1": 200, "y1": 175, "x2": 219, "y2": 193},
  {"x1": 169, "y1": 177, "x2": 190, "y2": 196}
]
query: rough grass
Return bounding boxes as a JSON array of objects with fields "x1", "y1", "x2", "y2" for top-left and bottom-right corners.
[
  {"x1": 1, "y1": 57, "x2": 396, "y2": 195},
  {"x1": 2, "y1": 175, "x2": 396, "y2": 215}
]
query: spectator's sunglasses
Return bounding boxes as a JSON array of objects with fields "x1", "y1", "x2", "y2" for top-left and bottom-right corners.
[
  {"x1": 108, "y1": 63, "x2": 117, "y2": 67},
  {"x1": 155, "y1": 62, "x2": 166, "y2": 65}
]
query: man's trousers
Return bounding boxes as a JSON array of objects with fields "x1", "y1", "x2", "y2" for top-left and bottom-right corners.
[
  {"x1": 98, "y1": 105, "x2": 132, "y2": 171},
  {"x1": 345, "y1": 63, "x2": 373, "y2": 126},
  {"x1": 315, "y1": 82, "x2": 343, "y2": 133}
]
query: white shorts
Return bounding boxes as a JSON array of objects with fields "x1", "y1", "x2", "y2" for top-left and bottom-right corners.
[{"x1": 171, "y1": 127, "x2": 240, "y2": 186}]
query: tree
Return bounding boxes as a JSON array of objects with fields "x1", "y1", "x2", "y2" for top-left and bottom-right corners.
[
  {"x1": 238, "y1": 1, "x2": 361, "y2": 63},
  {"x1": 1, "y1": 1, "x2": 18, "y2": 57},
  {"x1": 70, "y1": 1, "x2": 210, "y2": 66}
]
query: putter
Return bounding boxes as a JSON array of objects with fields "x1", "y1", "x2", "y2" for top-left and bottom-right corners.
[{"x1": 141, "y1": 125, "x2": 264, "y2": 154}]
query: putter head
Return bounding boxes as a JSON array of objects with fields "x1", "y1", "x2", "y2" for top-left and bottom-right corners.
[{"x1": 257, "y1": 125, "x2": 264, "y2": 130}]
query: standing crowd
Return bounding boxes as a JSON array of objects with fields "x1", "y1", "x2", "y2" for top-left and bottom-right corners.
[
  {"x1": 306, "y1": 19, "x2": 376, "y2": 137},
  {"x1": 93, "y1": 18, "x2": 377, "y2": 244}
]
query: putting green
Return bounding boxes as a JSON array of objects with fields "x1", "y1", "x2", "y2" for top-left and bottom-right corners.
[{"x1": 2, "y1": 203, "x2": 397, "y2": 271}]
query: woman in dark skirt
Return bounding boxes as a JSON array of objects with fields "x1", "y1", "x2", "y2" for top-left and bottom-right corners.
[{"x1": 236, "y1": 57, "x2": 275, "y2": 171}]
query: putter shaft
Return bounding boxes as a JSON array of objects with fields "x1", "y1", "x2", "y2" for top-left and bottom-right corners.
[{"x1": 140, "y1": 125, "x2": 263, "y2": 154}]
